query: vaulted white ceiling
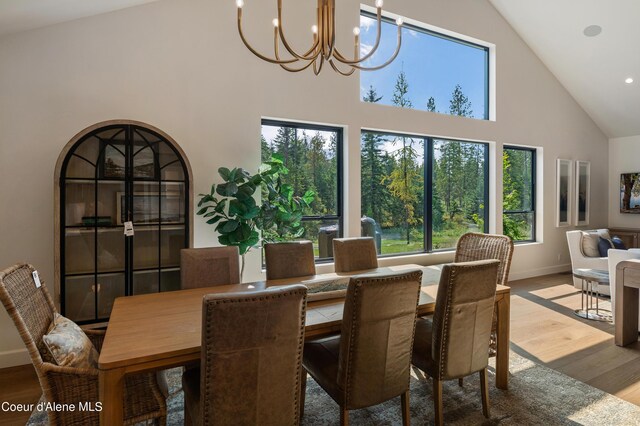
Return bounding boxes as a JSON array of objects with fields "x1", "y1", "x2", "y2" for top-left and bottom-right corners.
[
  {"x1": 489, "y1": 0, "x2": 640, "y2": 138},
  {"x1": 1, "y1": 0, "x2": 637, "y2": 138},
  {"x1": 0, "y1": 0, "x2": 160, "y2": 37}
]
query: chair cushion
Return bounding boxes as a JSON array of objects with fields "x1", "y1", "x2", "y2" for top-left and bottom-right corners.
[
  {"x1": 598, "y1": 237, "x2": 614, "y2": 257},
  {"x1": 182, "y1": 367, "x2": 201, "y2": 421},
  {"x1": 42, "y1": 313, "x2": 98, "y2": 369},
  {"x1": 302, "y1": 335, "x2": 343, "y2": 403},
  {"x1": 612, "y1": 236, "x2": 627, "y2": 250},
  {"x1": 411, "y1": 317, "x2": 437, "y2": 377},
  {"x1": 582, "y1": 232, "x2": 603, "y2": 257}
]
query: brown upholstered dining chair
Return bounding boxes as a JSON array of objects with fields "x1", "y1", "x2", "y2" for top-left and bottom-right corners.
[
  {"x1": 455, "y1": 232, "x2": 513, "y2": 359},
  {"x1": 332, "y1": 237, "x2": 379, "y2": 272},
  {"x1": 182, "y1": 285, "x2": 307, "y2": 425},
  {"x1": 411, "y1": 260, "x2": 500, "y2": 426},
  {"x1": 0, "y1": 263, "x2": 167, "y2": 426},
  {"x1": 180, "y1": 246, "x2": 240, "y2": 288},
  {"x1": 264, "y1": 241, "x2": 316, "y2": 280},
  {"x1": 302, "y1": 270, "x2": 423, "y2": 426}
]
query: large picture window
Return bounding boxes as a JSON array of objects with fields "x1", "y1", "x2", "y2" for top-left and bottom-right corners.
[
  {"x1": 361, "y1": 130, "x2": 489, "y2": 256},
  {"x1": 261, "y1": 120, "x2": 342, "y2": 260},
  {"x1": 359, "y1": 11, "x2": 490, "y2": 120},
  {"x1": 503, "y1": 146, "x2": 536, "y2": 242}
]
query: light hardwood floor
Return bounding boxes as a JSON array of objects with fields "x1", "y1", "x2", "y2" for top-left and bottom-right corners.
[{"x1": 1, "y1": 271, "x2": 639, "y2": 425}]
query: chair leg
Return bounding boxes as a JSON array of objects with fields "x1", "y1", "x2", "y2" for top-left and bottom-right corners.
[
  {"x1": 433, "y1": 378, "x2": 443, "y2": 426},
  {"x1": 401, "y1": 390, "x2": 411, "y2": 426},
  {"x1": 458, "y1": 378, "x2": 464, "y2": 387},
  {"x1": 340, "y1": 406, "x2": 349, "y2": 426},
  {"x1": 480, "y1": 368, "x2": 490, "y2": 418},
  {"x1": 299, "y1": 368, "x2": 307, "y2": 422}
]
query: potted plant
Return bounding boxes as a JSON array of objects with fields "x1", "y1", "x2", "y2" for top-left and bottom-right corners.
[{"x1": 196, "y1": 154, "x2": 314, "y2": 280}]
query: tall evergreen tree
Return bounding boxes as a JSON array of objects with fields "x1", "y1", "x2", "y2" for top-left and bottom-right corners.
[
  {"x1": 388, "y1": 70, "x2": 421, "y2": 244},
  {"x1": 361, "y1": 87, "x2": 387, "y2": 225},
  {"x1": 426, "y1": 96, "x2": 436, "y2": 112},
  {"x1": 449, "y1": 84, "x2": 473, "y2": 117}
]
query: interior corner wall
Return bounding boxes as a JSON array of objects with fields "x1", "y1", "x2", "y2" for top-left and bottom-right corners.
[
  {"x1": 0, "y1": 0, "x2": 608, "y2": 367},
  {"x1": 609, "y1": 135, "x2": 640, "y2": 228}
]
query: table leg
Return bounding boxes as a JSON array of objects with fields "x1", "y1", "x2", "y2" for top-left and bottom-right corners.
[
  {"x1": 99, "y1": 367, "x2": 125, "y2": 425},
  {"x1": 615, "y1": 285, "x2": 639, "y2": 346},
  {"x1": 495, "y1": 292, "x2": 510, "y2": 390}
]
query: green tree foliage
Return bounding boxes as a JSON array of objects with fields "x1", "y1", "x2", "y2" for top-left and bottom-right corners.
[
  {"x1": 388, "y1": 71, "x2": 422, "y2": 244},
  {"x1": 426, "y1": 96, "x2": 436, "y2": 112},
  {"x1": 449, "y1": 84, "x2": 473, "y2": 117},
  {"x1": 503, "y1": 149, "x2": 534, "y2": 240},
  {"x1": 361, "y1": 88, "x2": 389, "y2": 225}
]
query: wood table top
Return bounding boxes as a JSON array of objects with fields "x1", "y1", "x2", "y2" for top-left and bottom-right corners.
[{"x1": 99, "y1": 264, "x2": 509, "y2": 370}]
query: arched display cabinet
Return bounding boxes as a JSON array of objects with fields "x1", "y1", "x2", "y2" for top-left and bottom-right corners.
[{"x1": 54, "y1": 121, "x2": 193, "y2": 325}]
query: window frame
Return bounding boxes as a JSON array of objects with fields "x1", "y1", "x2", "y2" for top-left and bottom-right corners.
[
  {"x1": 359, "y1": 10, "x2": 491, "y2": 120},
  {"x1": 502, "y1": 145, "x2": 537, "y2": 243},
  {"x1": 261, "y1": 119, "x2": 344, "y2": 263},
  {"x1": 361, "y1": 129, "x2": 490, "y2": 256}
]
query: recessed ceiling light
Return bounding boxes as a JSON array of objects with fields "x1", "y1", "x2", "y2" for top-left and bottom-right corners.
[
  {"x1": 583, "y1": 25, "x2": 602, "y2": 37},
  {"x1": 625, "y1": 77, "x2": 634, "y2": 84}
]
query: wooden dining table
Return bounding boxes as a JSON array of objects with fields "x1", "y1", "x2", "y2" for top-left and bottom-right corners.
[{"x1": 98, "y1": 264, "x2": 510, "y2": 425}]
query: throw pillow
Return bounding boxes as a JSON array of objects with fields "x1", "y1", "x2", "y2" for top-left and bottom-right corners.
[
  {"x1": 598, "y1": 237, "x2": 613, "y2": 257},
  {"x1": 581, "y1": 232, "x2": 601, "y2": 257},
  {"x1": 42, "y1": 313, "x2": 99, "y2": 369},
  {"x1": 612, "y1": 236, "x2": 627, "y2": 250}
]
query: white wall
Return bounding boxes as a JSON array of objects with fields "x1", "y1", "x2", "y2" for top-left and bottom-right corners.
[
  {"x1": 609, "y1": 135, "x2": 640, "y2": 228},
  {"x1": 0, "y1": 0, "x2": 608, "y2": 367}
]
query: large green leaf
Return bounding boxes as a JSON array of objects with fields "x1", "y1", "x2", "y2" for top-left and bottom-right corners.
[
  {"x1": 221, "y1": 220, "x2": 239, "y2": 233},
  {"x1": 218, "y1": 167, "x2": 231, "y2": 181}
]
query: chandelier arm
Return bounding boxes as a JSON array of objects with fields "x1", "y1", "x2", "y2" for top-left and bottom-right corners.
[
  {"x1": 350, "y1": 27, "x2": 402, "y2": 71},
  {"x1": 313, "y1": 55, "x2": 325, "y2": 76},
  {"x1": 332, "y1": 8, "x2": 383, "y2": 65},
  {"x1": 237, "y1": 9, "x2": 298, "y2": 64},
  {"x1": 275, "y1": 29, "x2": 317, "y2": 72},
  {"x1": 277, "y1": 0, "x2": 320, "y2": 60},
  {"x1": 328, "y1": 59, "x2": 355, "y2": 76},
  {"x1": 325, "y1": 0, "x2": 336, "y2": 60}
]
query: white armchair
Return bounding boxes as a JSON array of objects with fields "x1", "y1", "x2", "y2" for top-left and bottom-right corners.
[
  {"x1": 608, "y1": 249, "x2": 640, "y2": 330},
  {"x1": 566, "y1": 230, "x2": 610, "y2": 295}
]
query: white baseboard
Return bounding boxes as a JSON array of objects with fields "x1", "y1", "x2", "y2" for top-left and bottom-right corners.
[
  {"x1": 509, "y1": 263, "x2": 572, "y2": 282},
  {"x1": 0, "y1": 348, "x2": 30, "y2": 369}
]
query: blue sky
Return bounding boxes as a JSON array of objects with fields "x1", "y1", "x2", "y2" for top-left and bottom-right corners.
[{"x1": 359, "y1": 15, "x2": 488, "y2": 119}]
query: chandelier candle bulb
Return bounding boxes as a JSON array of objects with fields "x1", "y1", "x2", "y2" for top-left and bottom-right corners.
[
  {"x1": 236, "y1": 0, "x2": 401, "y2": 75},
  {"x1": 396, "y1": 17, "x2": 404, "y2": 26}
]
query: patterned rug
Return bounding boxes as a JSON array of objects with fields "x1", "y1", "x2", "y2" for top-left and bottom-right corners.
[{"x1": 28, "y1": 352, "x2": 640, "y2": 425}]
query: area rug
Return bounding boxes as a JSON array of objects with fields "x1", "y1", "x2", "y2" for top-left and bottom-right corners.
[{"x1": 28, "y1": 352, "x2": 640, "y2": 425}]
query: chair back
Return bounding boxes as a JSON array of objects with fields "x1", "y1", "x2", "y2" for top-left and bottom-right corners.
[
  {"x1": 333, "y1": 237, "x2": 378, "y2": 272},
  {"x1": 432, "y1": 260, "x2": 499, "y2": 380},
  {"x1": 264, "y1": 241, "x2": 315, "y2": 280},
  {"x1": 180, "y1": 246, "x2": 240, "y2": 289},
  {"x1": 200, "y1": 285, "x2": 307, "y2": 425},
  {"x1": 0, "y1": 263, "x2": 56, "y2": 366},
  {"x1": 337, "y1": 270, "x2": 422, "y2": 409},
  {"x1": 455, "y1": 232, "x2": 514, "y2": 286}
]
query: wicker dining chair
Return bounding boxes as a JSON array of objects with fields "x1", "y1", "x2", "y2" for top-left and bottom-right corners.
[
  {"x1": 332, "y1": 237, "x2": 378, "y2": 272},
  {"x1": 454, "y1": 232, "x2": 514, "y2": 361},
  {"x1": 0, "y1": 263, "x2": 167, "y2": 426},
  {"x1": 264, "y1": 241, "x2": 316, "y2": 280}
]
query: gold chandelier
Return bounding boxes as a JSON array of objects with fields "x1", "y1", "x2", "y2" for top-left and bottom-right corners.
[{"x1": 236, "y1": 0, "x2": 403, "y2": 76}]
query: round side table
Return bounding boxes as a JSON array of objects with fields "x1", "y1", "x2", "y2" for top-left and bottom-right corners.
[{"x1": 573, "y1": 268, "x2": 612, "y2": 322}]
